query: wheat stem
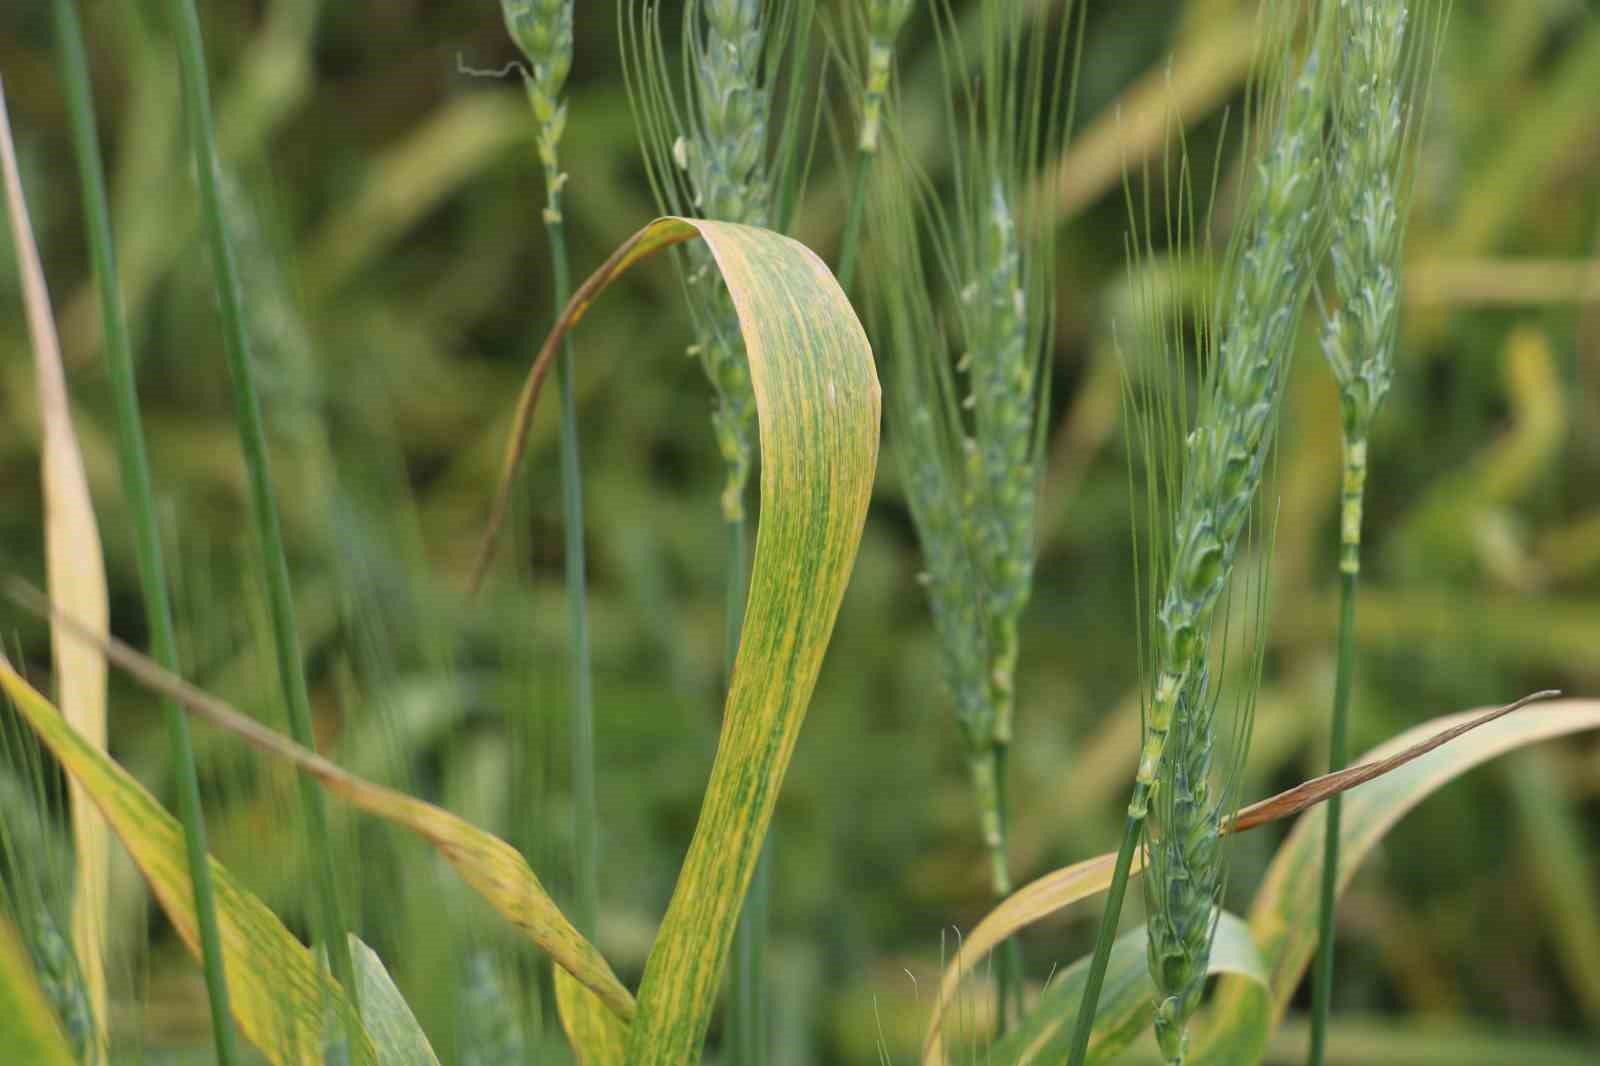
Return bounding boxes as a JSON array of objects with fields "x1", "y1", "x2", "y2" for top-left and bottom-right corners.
[
  {"x1": 1312, "y1": 0, "x2": 1416, "y2": 1058},
  {"x1": 49, "y1": 1, "x2": 240, "y2": 1059},
  {"x1": 160, "y1": 0, "x2": 358, "y2": 1014}
]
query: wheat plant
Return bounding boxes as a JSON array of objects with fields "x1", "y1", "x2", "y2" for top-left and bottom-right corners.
[
  {"x1": 1310, "y1": 1, "x2": 1441, "y2": 1060},
  {"x1": 1065, "y1": 7, "x2": 1334, "y2": 1062},
  {"x1": 499, "y1": 0, "x2": 601, "y2": 956},
  {"x1": 869, "y1": 0, "x2": 1079, "y2": 1032}
]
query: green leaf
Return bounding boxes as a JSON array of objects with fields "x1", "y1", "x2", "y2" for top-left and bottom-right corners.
[
  {"x1": 978, "y1": 913, "x2": 1263, "y2": 1066},
  {"x1": 0, "y1": 658, "x2": 376, "y2": 1066},
  {"x1": 1190, "y1": 698, "x2": 1600, "y2": 1064},
  {"x1": 0, "y1": 906, "x2": 75, "y2": 1066},
  {"x1": 471, "y1": 216, "x2": 878, "y2": 1064},
  {"x1": 349, "y1": 936, "x2": 440, "y2": 1066}
]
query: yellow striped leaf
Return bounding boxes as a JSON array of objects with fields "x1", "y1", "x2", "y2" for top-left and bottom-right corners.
[
  {"x1": 0, "y1": 80, "x2": 110, "y2": 1059},
  {"x1": 0, "y1": 659, "x2": 376, "y2": 1066},
  {"x1": 555, "y1": 968, "x2": 626, "y2": 1066},
  {"x1": 472, "y1": 216, "x2": 878, "y2": 1065},
  {"x1": 6, "y1": 584, "x2": 635, "y2": 1025}
]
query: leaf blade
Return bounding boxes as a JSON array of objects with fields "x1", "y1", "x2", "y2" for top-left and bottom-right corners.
[
  {"x1": 0, "y1": 78, "x2": 110, "y2": 1057},
  {"x1": 0, "y1": 659, "x2": 376, "y2": 1066}
]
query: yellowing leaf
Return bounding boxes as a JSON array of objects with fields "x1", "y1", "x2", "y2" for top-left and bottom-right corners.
[
  {"x1": 0, "y1": 659, "x2": 376, "y2": 1066},
  {"x1": 0, "y1": 907, "x2": 75, "y2": 1066},
  {"x1": 0, "y1": 80, "x2": 111, "y2": 1059},
  {"x1": 470, "y1": 216, "x2": 878, "y2": 1066},
  {"x1": 1190, "y1": 698, "x2": 1600, "y2": 1064},
  {"x1": 555, "y1": 969, "x2": 626, "y2": 1066},
  {"x1": 5, "y1": 583, "x2": 634, "y2": 1025}
]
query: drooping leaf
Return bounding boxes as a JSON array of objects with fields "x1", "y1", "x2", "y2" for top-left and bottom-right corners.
[
  {"x1": 471, "y1": 216, "x2": 878, "y2": 1065},
  {"x1": 1190, "y1": 698, "x2": 1600, "y2": 1064},
  {"x1": 0, "y1": 659, "x2": 376, "y2": 1066},
  {"x1": 0, "y1": 588, "x2": 633, "y2": 1025},
  {"x1": 348, "y1": 935, "x2": 440, "y2": 1066},
  {"x1": 978, "y1": 913, "x2": 1263, "y2": 1066},
  {"x1": 0, "y1": 906, "x2": 75, "y2": 1066},
  {"x1": 0, "y1": 79, "x2": 110, "y2": 1057}
]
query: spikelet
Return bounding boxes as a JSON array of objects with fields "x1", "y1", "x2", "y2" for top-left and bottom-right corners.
[{"x1": 502, "y1": 0, "x2": 573, "y2": 221}]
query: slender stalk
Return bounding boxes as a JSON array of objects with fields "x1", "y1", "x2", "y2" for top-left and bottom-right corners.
[
  {"x1": 1311, "y1": 1, "x2": 1420, "y2": 1054},
  {"x1": 160, "y1": 0, "x2": 357, "y2": 1005},
  {"x1": 1064, "y1": 809, "x2": 1145, "y2": 1066},
  {"x1": 49, "y1": 2, "x2": 239, "y2": 1059},
  {"x1": 1311, "y1": 567, "x2": 1357, "y2": 1063},
  {"x1": 992, "y1": 743, "x2": 1023, "y2": 1032},
  {"x1": 548, "y1": 218, "x2": 597, "y2": 938}
]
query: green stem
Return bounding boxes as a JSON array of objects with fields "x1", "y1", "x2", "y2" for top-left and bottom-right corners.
[
  {"x1": 50, "y1": 2, "x2": 239, "y2": 1059},
  {"x1": 992, "y1": 741, "x2": 1023, "y2": 1036},
  {"x1": 1311, "y1": 564, "x2": 1360, "y2": 1064},
  {"x1": 546, "y1": 211, "x2": 598, "y2": 940},
  {"x1": 161, "y1": 0, "x2": 357, "y2": 1008},
  {"x1": 836, "y1": 147, "x2": 872, "y2": 294},
  {"x1": 1065, "y1": 801, "x2": 1146, "y2": 1066}
]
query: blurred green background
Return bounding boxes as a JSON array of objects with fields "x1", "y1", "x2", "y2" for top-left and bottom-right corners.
[{"x1": 1, "y1": 0, "x2": 1598, "y2": 1062}]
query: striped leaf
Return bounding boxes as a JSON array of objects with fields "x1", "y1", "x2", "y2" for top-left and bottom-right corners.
[
  {"x1": 0, "y1": 660, "x2": 376, "y2": 1066},
  {"x1": 473, "y1": 217, "x2": 878, "y2": 1063},
  {"x1": 3, "y1": 600, "x2": 635, "y2": 1026}
]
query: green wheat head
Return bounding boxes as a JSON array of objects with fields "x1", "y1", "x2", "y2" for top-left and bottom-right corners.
[
  {"x1": 622, "y1": 0, "x2": 818, "y2": 521},
  {"x1": 1321, "y1": 0, "x2": 1440, "y2": 573},
  {"x1": 1125, "y1": 5, "x2": 1335, "y2": 1061},
  {"x1": 501, "y1": 0, "x2": 574, "y2": 221},
  {"x1": 871, "y1": 2, "x2": 1075, "y2": 895}
]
